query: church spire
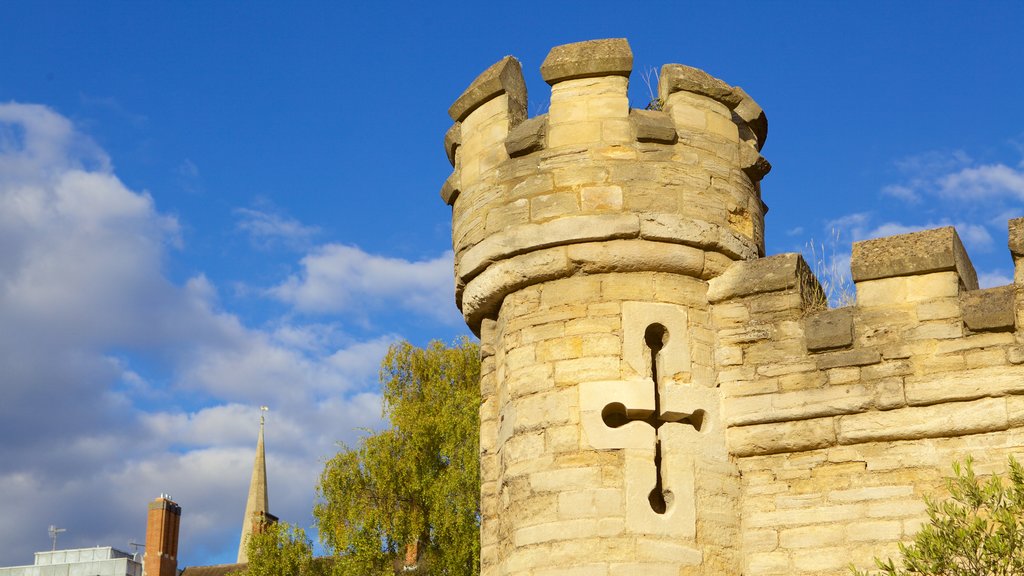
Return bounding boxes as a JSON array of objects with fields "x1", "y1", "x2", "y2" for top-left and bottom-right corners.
[{"x1": 237, "y1": 406, "x2": 270, "y2": 563}]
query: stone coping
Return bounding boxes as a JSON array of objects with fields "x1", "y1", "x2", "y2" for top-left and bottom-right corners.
[
  {"x1": 850, "y1": 226, "x2": 978, "y2": 289},
  {"x1": 540, "y1": 38, "x2": 633, "y2": 85},
  {"x1": 448, "y1": 55, "x2": 527, "y2": 123}
]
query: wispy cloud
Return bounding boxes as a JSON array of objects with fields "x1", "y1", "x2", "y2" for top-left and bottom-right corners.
[{"x1": 235, "y1": 206, "x2": 319, "y2": 251}]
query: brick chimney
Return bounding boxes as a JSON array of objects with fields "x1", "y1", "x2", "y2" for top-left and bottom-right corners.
[{"x1": 144, "y1": 495, "x2": 181, "y2": 576}]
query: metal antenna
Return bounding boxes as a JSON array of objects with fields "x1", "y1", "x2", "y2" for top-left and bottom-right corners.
[
  {"x1": 48, "y1": 525, "x2": 66, "y2": 551},
  {"x1": 128, "y1": 542, "x2": 145, "y2": 561}
]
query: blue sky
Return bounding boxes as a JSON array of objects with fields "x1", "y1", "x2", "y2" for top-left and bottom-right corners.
[{"x1": 1, "y1": 0, "x2": 1023, "y2": 568}]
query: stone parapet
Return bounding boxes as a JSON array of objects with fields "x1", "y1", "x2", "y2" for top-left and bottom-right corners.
[{"x1": 443, "y1": 39, "x2": 772, "y2": 333}]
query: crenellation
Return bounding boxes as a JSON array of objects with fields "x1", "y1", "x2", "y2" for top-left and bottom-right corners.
[{"x1": 441, "y1": 38, "x2": 1024, "y2": 576}]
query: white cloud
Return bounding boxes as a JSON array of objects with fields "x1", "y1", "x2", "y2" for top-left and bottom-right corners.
[
  {"x1": 0, "y1": 103, "x2": 399, "y2": 566},
  {"x1": 978, "y1": 270, "x2": 1013, "y2": 288},
  {"x1": 937, "y1": 163, "x2": 1024, "y2": 200},
  {"x1": 271, "y1": 244, "x2": 458, "y2": 322},
  {"x1": 235, "y1": 206, "x2": 319, "y2": 250}
]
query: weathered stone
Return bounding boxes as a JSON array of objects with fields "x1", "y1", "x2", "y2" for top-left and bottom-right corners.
[
  {"x1": 962, "y1": 285, "x2": 1015, "y2": 332},
  {"x1": 506, "y1": 115, "x2": 547, "y2": 157},
  {"x1": 707, "y1": 253, "x2": 813, "y2": 303},
  {"x1": 629, "y1": 109, "x2": 676, "y2": 143},
  {"x1": 739, "y1": 141, "x2": 771, "y2": 181},
  {"x1": 659, "y1": 63, "x2": 742, "y2": 108},
  {"x1": 1008, "y1": 217, "x2": 1024, "y2": 257},
  {"x1": 805, "y1": 308, "x2": 854, "y2": 351},
  {"x1": 850, "y1": 227, "x2": 979, "y2": 289},
  {"x1": 449, "y1": 55, "x2": 527, "y2": 124},
  {"x1": 440, "y1": 173, "x2": 459, "y2": 206},
  {"x1": 444, "y1": 122, "x2": 461, "y2": 166},
  {"x1": 728, "y1": 418, "x2": 836, "y2": 456},
  {"x1": 815, "y1": 348, "x2": 881, "y2": 370},
  {"x1": 540, "y1": 38, "x2": 633, "y2": 85},
  {"x1": 837, "y1": 398, "x2": 1008, "y2": 444},
  {"x1": 731, "y1": 86, "x2": 768, "y2": 150}
]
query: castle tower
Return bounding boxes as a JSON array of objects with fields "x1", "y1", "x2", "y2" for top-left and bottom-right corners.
[
  {"x1": 143, "y1": 495, "x2": 181, "y2": 576},
  {"x1": 237, "y1": 407, "x2": 272, "y2": 563},
  {"x1": 442, "y1": 39, "x2": 770, "y2": 574}
]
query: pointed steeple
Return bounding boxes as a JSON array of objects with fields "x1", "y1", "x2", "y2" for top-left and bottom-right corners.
[{"x1": 237, "y1": 406, "x2": 270, "y2": 563}]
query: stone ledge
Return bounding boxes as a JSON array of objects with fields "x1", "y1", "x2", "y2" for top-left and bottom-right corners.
[
  {"x1": 905, "y1": 365, "x2": 1024, "y2": 406},
  {"x1": 658, "y1": 64, "x2": 742, "y2": 109},
  {"x1": 457, "y1": 214, "x2": 641, "y2": 282},
  {"x1": 707, "y1": 253, "x2": 818, "y2": 303},
  {"x1": 440, "y1": 173, "x2": 460, "y2": 206},
  {"x1": 460, "y1": 240, "x2": 711, "y2": 334},
  {"x1": 449, "y1": 56, "x2": 528, "y2": 123},
  {"x1": 728, "y1": 418, "x2": 836, "y2": 457},
  {"x1": 540, "y1": 38, "x2": 633, "y2": 85},
  {"x1": 732, "y1": 86, "x2": 767, "y2": 150},
  {"x1": 850, "y1": 227, "x2": 979, "y2": 289},
  {"x1": 962, "y1": 285, "x2": 1015, "y2": 332},
  {"x1": 444, "y1": 122, "x2": 461, "y2": 166},
  {"x1": 837, "y1": 398, "x2": 1008, "y2": 444}
]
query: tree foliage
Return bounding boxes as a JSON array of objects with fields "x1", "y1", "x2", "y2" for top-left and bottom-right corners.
[
  {"x1": 314, "y1": 338, "x2": 481, "y2": 576},
  {"x1": 241, "y1": 522, "x2": 322, "y2": 576},
  {"x1": 854, "y1": 456, "x2": 1024, "y2": 576}
]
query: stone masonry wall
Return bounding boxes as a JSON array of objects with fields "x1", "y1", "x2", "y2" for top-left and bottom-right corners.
[
  {"x1": 442, "y1": 37, "x2": 1024, "y2": 576},
  {"x1": 711, "y1": 225, "x2": 1024, "y2": 575}
]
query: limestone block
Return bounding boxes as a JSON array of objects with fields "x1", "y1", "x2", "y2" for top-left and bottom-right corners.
[
  {"x1": 461, "y1": 246, "x2": 571, "y2": 331},
  {"x1": 727, "y1": 418, "x2": 836, "y2": 456},
  {"x1": 962, "y1": 285, "x2": 1015, "y2": 331},
  {"x1": 629, "y1": 109, "x2": 676, "y2": 143},
  {"x1": 567, "y1": 240, "x2": 705, "y2": 277},
  {"x1": 579, "y1": 379, "x2": 656, "y2": 450},
  {"x1": 815, "y1": 348, "x2": 881, "y2": 370},
  {"x1": 541, "y1": 38, "x2": 633, "y2": 84},
  {"x1": 805, "y1": 308, "x2": 854, "y2": 351},
  {"x1": 731, "y1": 86, "x2": 768, "y2": 150},
  {"x1": 658, "y1": 64, "x2": 742, "y2": 108},
  {"x1": 449, "y1": 55, "x2": 527, "y2": 123},
  {"x1": 837, "y1": 398, "x2": 1008, "y2": 444},
  {"x1": 529, "y1": 467, "x2": 603, "y2": 493},
  {"x1": 1009, "y1": 217, "x2": 1024, "y2": 257},
  {"x1": 505, "y1": 115, "x2": 547, "y2": 157},
  {"x1": 557, "y1": 488, "x2": 623, "y2": 519},
  {"x1": 856, "y1": 277, "x2": 907, "y2": 308},
  {"x1": 639, "y1": 213, "x2": 758, "y2": 260},
  {"x1": 580, "y1": 185, "x2": 624, "y2": 212},
  {"x1": 906, "y1": 272, "x2": 961, "y2": 301},
  {"x1": 780, "y1": 523, "x2": 843, "y2": 548},
  {"x1": 440, "y1": 172, "x2": 460, "y2": 206},
  {"x1": 850, "y1": 226, "x2": 978, "y2": 289},
  {"x1": 624, "y1": 448, "x2": 697, "y2": 538},
  {"x1": 707, "y1": 253, "x2": 814, "y2": 303},
  {"x1": 904, "y1": 365, "x2": 1024, "y2": 406},
  {"x1": 621, "y1": 302, "x2": 690, "y2": 381},
  {"x1": 531, "y1": 191, "x2": 579, "y2": 222},
  {"x1": 444, "y1": 122, "x2": 460, "y2": 166},
  {"x1": 547, "y1": 120, "x2": 602, "y2": 148}
]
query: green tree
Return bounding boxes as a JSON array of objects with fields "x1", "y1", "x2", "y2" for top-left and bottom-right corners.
[
  {"x1": 854, "y1": 456, "x2": 1024, "y2": 576},
  {"x1": 315, "y1": 338, "x2": 481, "y2": 576},
  {"x1": 241, "y1": 522, "x2": 322, "y2": 576}
]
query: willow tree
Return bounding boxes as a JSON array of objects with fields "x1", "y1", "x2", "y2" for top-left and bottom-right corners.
[{"x1": 315, "y1": 338, "x2": 481, "y2": 576}]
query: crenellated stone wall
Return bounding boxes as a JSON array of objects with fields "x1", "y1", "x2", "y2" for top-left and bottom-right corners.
[{"x1": 441, "y1": 38, "x2": 1024, "y2": 576}]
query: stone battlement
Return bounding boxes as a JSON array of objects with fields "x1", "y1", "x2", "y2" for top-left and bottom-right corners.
[
  {"x1": 711, "y1": 224, "x2": 1023, "y2": 459},
  {"x1": 442, "y1": 39, "x2": 770, "y2": 333},
  {"x1": 441, "y1": 39, "x2": 1024, "y2": 576}
]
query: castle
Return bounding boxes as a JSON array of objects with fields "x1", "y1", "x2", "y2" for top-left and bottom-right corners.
[{"x1": 440, "y1": 38, "x2": 1024, "y2": 575}]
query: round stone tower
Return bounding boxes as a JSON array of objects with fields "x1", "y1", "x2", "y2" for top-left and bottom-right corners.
[{"x1": 441, "y1": 38, "x2": 770, "y2": 575}]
